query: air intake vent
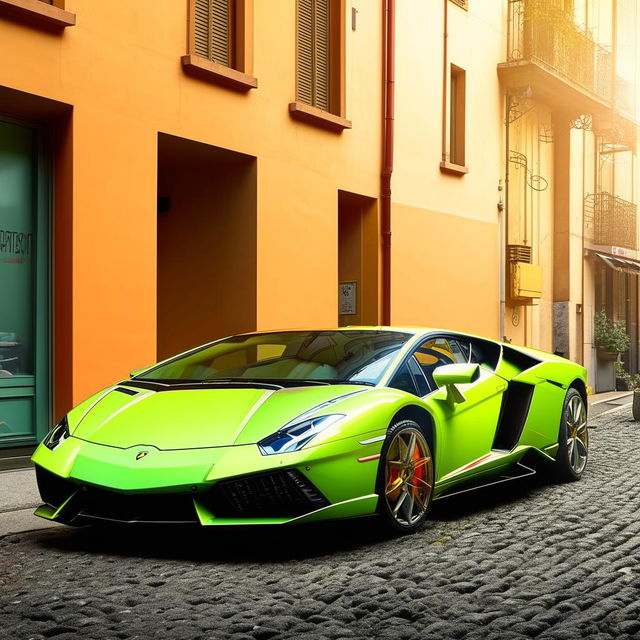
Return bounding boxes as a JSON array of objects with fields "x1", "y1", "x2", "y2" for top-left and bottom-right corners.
[
  {"x1": 114, "y1": 387, "x2": 139, "y2": 396},
  {"x1": 507, "y1": 244, "x2": 533, "y2": 264},
  {"x1": 205, "y1": 469, "x2": 329, "y2": 518},
  {"x1": 493, "y1": 382, "x2": 535, "y2": 451},
  {"x1": 35, "y1": 466, "x2": 77, "y2": 509}
]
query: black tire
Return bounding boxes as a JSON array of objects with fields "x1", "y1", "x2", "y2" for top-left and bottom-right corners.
[
  {"x1": 376, "y1": 419, "x2": 434, "y2": 534},
  {"x1": 553, "y1": 388, "x2": 588, "y2": 482}
]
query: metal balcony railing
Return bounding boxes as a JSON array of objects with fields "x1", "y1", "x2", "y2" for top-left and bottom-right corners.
[
  {"x1": 584, "y1": 193, "x2": 637, "y2": 250},
  {"x1": 507, "y1": 0, "x2": 612, "y2": 103}
]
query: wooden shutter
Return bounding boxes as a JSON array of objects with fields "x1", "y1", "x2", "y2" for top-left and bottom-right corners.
[
  {"x1": 313, "y1": 0, "x2": 330, "y2": 111},
  {"x1": 297, "y1": 0, "x2": 331, "y2": 111},
  {"x1": 193, "y1": 0, "x2": 235, "y2": 68},
  {"x1": 297, "y1": 0, "x2": 315, "y2": 105}
]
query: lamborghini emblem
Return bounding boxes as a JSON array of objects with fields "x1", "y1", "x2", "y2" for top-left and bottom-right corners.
[{"x1": 136, "y1": 451, "x2": 149, "y2": 461}]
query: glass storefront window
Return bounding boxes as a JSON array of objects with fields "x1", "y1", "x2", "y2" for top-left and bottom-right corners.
[{"x1": 0, "y1": 121, "x2": 35, "y2": 378}]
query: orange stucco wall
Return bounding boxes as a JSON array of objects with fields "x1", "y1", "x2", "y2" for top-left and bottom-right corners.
[
  {"x1": 391, "y1": 204, "x2": 500, "y2": 338},
  {"x1": 0, "y1": 0, "x2": 383, "y2": 414},
  {"x1": 4, "y1": 0, "x2": 601, "y2": 418}
]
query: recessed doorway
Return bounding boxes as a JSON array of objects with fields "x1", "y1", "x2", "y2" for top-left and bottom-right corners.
[
  {"x1": 157, "y1": 134, "x2": 257, "y2": 360},
  {"x1": 338, "y1": 190, "x2": 379, "y2": 327}
]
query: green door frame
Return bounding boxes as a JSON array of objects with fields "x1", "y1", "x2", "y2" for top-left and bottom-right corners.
[{"x1": 0, "y1": 113, "x2": 51, "y2": 449}]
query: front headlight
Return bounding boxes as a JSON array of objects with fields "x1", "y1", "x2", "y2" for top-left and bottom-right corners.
[
  {"x1": 43, "y1": 416, "x2": 70, "y2": 451},
  {"x1": 258, "y1": 414, "x2": 345, "y2": 455}
]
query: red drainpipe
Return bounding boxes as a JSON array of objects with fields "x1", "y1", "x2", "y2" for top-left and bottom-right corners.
[{"x1": 381, "y1": 0, "x2": 395, "y2": 326}]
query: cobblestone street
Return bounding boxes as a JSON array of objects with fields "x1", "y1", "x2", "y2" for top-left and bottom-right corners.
[{"x1": 1, "y1": 405, "x2": 638, "y2": 640}]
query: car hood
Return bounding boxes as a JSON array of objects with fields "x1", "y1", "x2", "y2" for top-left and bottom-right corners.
[{"x1": 70, "y1": 382, "x2": 368, "y2": 450}]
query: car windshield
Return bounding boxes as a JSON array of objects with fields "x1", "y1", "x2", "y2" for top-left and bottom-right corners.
[{"x1": 137, "y1": 330, "x2": 411, "y2": 386}]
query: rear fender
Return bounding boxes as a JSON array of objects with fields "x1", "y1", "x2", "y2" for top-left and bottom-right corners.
[{"x1": 508, "y1": 361, "x2": 585, "y2": 447}]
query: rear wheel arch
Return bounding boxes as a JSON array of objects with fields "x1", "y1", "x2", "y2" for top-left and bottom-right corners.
[
  {"x1": 389, "y1": 405, "x2": 436, "y2": 466},
  {"x1": 553, "y1": 386, "x2": 588, "y2": 481}
]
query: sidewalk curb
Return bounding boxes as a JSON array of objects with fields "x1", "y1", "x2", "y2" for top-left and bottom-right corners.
[
  {"x1": 592, "y1": 399, "x2": 633, "y2": 419},
  {"x1": 589, "y1": 392, "x2": 633, "y2": 407}
]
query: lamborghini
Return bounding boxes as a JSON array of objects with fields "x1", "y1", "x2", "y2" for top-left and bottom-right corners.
[{"x1": 33, "y1": 327, "x2": 588, "y2": 533}]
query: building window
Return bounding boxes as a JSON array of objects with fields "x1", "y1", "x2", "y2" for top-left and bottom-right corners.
[
  {"x1": 193, "y1": 0, "x2": 238, "y2": 68},
  {"x1": 296, "y1": 0, "x2": 342, "y2": 115},
  {"x1": 184, "y1": 0, "x2": 256, "y2": 91},
  {"x1": 449, "y1": 64, "x2": 466, "y2": 167},
  {"x1": 0, "y1": 0, "x2": 74, "y2": 28}
]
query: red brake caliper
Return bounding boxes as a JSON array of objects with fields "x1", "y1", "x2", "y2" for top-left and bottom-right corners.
[
  {"x1": 387, "y1": 464, "x2": 400, "y2": 499},
  {"x1": 412, "y1": 443, "x2": 422, "y2": 492}
]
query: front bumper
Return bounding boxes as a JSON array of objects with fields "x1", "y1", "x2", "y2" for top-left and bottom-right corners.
[{"x1": 32, "y1": 432, "x2": 384, "y2": 526}]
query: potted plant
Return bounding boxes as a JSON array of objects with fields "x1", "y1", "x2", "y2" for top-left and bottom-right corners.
[
  {"x1": 633, "y1": 377, "x2": 640, "y2": 422},
  {"x1": 594, "y1": 310, "x2": 630, "y2": 360},
  {"x1": 615, "y1": 367, "x2": 640, "y2": 421},
  {"x1": 615, "y1": 361, "x2": 630, "y2": 391}
]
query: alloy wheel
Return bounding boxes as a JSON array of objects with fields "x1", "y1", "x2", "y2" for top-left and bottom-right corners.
[
  {"x1": 566, "y1": 394, "x2": 588, "y2": 474},
  {"x1": 384, "y1": 428, "x2": 433, "y2": 527}
]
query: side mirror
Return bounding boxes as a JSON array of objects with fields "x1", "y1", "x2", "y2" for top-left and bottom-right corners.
[{"x1": 432, "y1": 363, "x2": 479, "y2": 405}]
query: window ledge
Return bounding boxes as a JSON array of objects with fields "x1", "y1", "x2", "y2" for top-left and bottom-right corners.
[
  {"x1": 440, "y1": 161, "x2": 469, "y2": 176},
  {"x1": 0, "y1": 0, "x2": 75, "y2": 29},
  {"x1": 288, "y1": 102, "x2": 352, "y2": 133},
  {"x1": 181, "y1": 55, "x2": 257, "y2": 92}
]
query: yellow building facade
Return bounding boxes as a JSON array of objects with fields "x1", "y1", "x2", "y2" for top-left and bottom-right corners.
[
  {"x1": 0, "y1": 0, "x2": 637, "y2": 456},
  {"x1": 498, "y1": 0, "x2": 638, "y2": 392}
]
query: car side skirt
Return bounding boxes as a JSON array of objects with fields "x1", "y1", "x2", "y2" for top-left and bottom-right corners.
[{"x1": 193, "y1": 494, "x2": 379, "y2": 526}]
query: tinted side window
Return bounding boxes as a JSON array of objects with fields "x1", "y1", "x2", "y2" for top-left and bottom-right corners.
[
  {"x1": 469, "y1": 343, "x2": 482, "y2": 364},
  {"x1": 449, "y1": 339, "x2": 471, "y2": 363},
  {"x1": 388, "y1": 361, "x2": 418, "y2": 395},
  {"x1": 407, "y1": 357, "x2": 430, "y2": 396},
  {"x1": 414, "y1": 337, "x2": 469, "y2": 390},
  {"x1": 467, "y1": 338, "x2": 501, "y2": 370}
]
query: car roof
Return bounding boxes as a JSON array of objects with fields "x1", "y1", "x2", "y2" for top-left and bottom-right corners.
[
  {"x1": 238, "y1": 326, "x2": 497, "y2": 342},
  {"x1": 236, "y1": 326, "x2": 428, "y2": 337}
]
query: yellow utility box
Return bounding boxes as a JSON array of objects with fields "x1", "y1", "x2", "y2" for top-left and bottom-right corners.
[{"x1": 510, "y1": 262, "x2": 543, "y2": 304}]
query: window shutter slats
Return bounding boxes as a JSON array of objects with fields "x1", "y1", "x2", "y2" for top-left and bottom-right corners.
[
  {"x1": 194, "y1": 0, "x2": 211, "y2": 58},
  {"x1": 193, "y1": 0, "x2": 233, "y2": 68},
  {"x1": 297, "y1": 0, "x2": 314, "y2": 105},
  {"x1": 297, "y1": 0, "x2": 332, "y2": 111},
  {"x1": 313, "y1": 0, "x2": 330, "y2": 111}
]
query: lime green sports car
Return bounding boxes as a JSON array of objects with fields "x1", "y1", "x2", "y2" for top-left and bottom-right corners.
[{"x1": 33, "y1": 328, "x2": 588, "y2": 533}]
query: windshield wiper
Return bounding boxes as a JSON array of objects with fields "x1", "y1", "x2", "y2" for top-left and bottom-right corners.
[
  {"x1": 122, "y1": 378, "x2": 285, "y2": 392},
  {"x1": 203, "y1": 378, "x2": 332, "y2": 388},
  {"x1": 202, "y1": 377, "x2": 376, "y2": 387},
  {"x1": 132, "y1": 377, "x2": 373, "y2": 389},
  {"x1": 319, "y1": 379, "x2": 375, "y2": 387}
]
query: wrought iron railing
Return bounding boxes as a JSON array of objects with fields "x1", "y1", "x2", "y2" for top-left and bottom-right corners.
[
  {"x1": 584, "y1": 193, "x2": 637, "y2": 250},
  {"x1": 507, "y1": 0, "x2": 612, "y2": 103}
]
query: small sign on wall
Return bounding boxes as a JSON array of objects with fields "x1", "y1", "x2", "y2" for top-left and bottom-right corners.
[
  {"x1": 612, "y1": 246, "x2": 631, "y2": 257},
  {"x1": 339, "y1": 281, "x2": 357, "y2": 315}
]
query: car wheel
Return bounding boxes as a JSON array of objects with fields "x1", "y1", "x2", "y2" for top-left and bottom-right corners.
[
  {"x1": 553, "y1": 388, "x2": 588, "y2": 481},
  {"x1": 376, "y1": 419, "x2": 434, "y2": 534}
]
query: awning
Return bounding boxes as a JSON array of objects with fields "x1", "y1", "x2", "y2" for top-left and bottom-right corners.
[{"x1": 594, "y1": 251, "x2": 640, "y2": 275}]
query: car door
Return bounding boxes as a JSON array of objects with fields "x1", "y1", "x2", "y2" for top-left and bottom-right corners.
[{"x1": 414, "y1": 336, "x2": 506, "y2": 482}]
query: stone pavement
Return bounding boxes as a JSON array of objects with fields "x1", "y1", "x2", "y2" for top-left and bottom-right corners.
[{"x1": 0, "y1": 403, "x2": 638, "y2": 639}]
